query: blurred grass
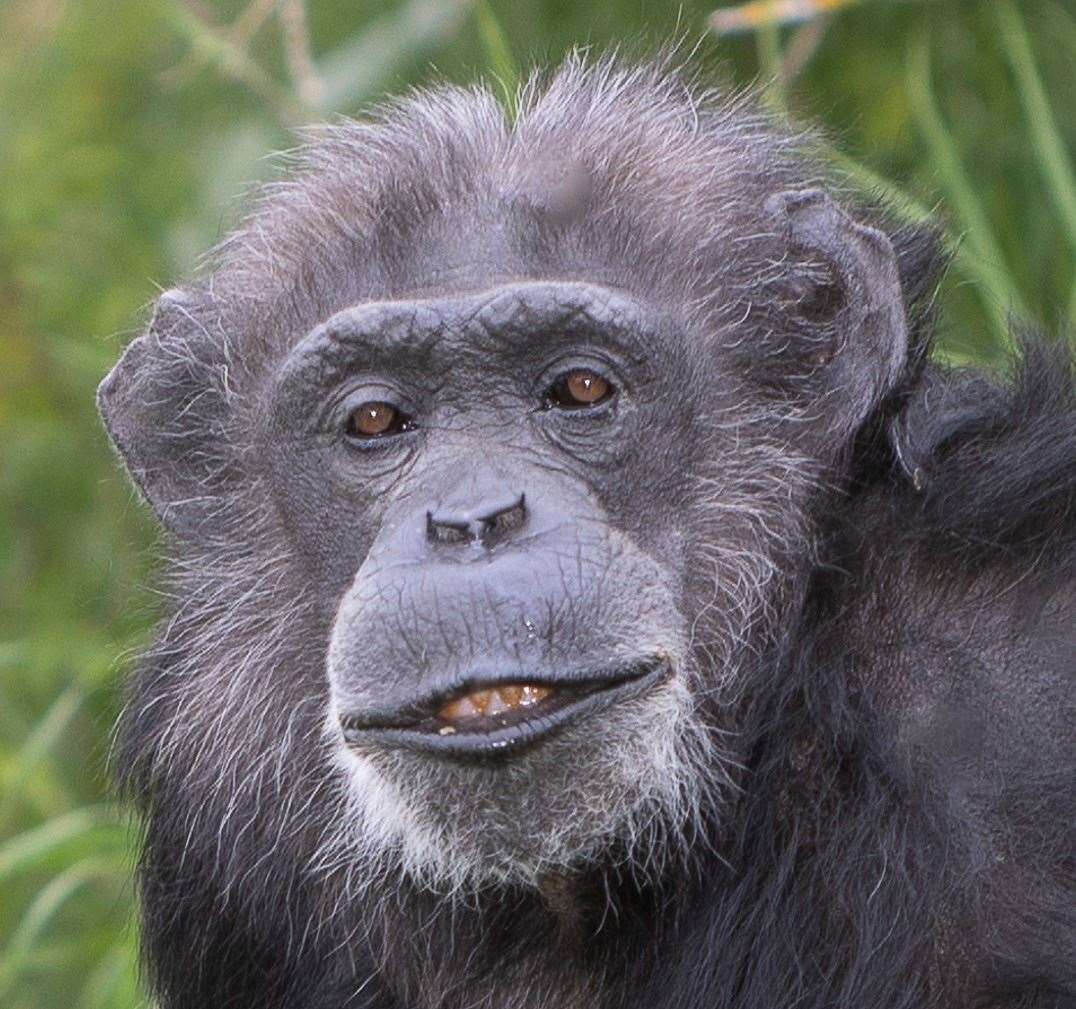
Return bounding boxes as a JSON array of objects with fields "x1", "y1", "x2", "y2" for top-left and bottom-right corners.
[{"x1": 0, "y1": 1, "x2": 1072, "y2": 1005}]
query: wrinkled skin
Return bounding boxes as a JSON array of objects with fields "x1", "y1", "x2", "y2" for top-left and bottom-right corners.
[
  {"x1": 265, "y1": 282, "x2": 719, "y2": 883},
  {"x1": 98, "y1": 57, "x2": 1074, "y2": 1009}
]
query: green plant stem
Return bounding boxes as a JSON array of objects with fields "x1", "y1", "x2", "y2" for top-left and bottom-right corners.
[
  {"x1": 0, "y1": 807, "x2": 121, "y2": 883},
  {"x1": 756, "y1": 19, "x2": 787, "y2": 114},
  {"x1": 316, "y1": 0, "x2": 474, "y2": 113},
  {"x1": 163, "y1": 2, "x2": 313, "y2": 124},
  {"x1": 0, "y1": 684, "x2": 84, "y2": 833},
  {"x1": 0, "y1": 860, "x2": 116, "y2": 1001},
  {"x1": 475, "y1": 1, "x2": 520, "y2": 120},
  {"x1": 996, "y1": 0, "x2": 1076, "y2": 318},
  {"x1": 78, "y1": 941, "x2": 139, "y2": 1009},
  {"x1": 907, "y1": 33, "x2": 1027, "y2": 342}
]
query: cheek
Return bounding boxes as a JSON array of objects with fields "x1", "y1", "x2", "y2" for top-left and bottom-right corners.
[
  {"x1": 592, "y1": 425, "x2": 699, "y2": 560},
  {"x1": 262, "y1": 440, "x2": 394, "y2": 589},
  {"x1": 538, "y1": 414, "x2": 630, "y2": 469}
]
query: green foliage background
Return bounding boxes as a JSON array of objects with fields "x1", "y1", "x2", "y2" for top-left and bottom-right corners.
[{"x1": 1, "y1": 1, "x2": 1072, "y2": 1004}]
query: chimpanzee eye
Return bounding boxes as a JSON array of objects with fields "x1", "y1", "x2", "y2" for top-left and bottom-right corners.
[
  {"x1": 345, "y1": 401, "x2": 413, "y2": 439},
  {"x1": 545, "y1": 369, "x2": 615, "y2": 409}
]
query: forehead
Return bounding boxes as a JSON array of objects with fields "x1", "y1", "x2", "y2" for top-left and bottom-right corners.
[{"x1": 338, "y1": 191, "x2": 674, "y2": 309}]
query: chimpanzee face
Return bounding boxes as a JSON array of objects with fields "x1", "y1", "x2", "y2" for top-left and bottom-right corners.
[{"x1": 261, "y1": 281, "x2": 720, "y2": 888}]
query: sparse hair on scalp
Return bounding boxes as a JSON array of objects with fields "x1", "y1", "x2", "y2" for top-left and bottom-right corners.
[{"x1": 100, "y1": 51, "x2": 1075, "y2": 1009}]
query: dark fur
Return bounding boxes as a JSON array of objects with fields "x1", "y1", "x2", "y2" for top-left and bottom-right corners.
[{"x1": 100, "y1": 56, "x2": 1075, "y2": 1008}]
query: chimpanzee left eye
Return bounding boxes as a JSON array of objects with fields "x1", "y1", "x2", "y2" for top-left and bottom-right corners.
[{"x1": 345, "y1": 401, "x2": 414, "y2": 439}]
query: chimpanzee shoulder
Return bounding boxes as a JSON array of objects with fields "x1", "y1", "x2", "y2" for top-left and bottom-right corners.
[
  {"x1": 806, "y1": 334, "x2": 1076, "y2": 1006},
  {"x1": 891, "y1": 334, "x2": 1076, "y2": 561}
]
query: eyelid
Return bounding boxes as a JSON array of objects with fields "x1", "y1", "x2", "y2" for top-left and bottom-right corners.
[
  {"x1": 332, "y1": 383, "x2": 412, "y2": 423},
  {"x1": 538, "y1": 351, "x2": 624, "y2": 389}
]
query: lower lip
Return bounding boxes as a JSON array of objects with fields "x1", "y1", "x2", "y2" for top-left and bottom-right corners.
[{"x1": 340, "y1": 664, "x2": 669, "y2": 759}]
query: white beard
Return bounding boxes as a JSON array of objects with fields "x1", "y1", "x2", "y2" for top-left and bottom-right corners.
[{"x1": 316, "y1": 675, "x2": 726, "y2": 897}]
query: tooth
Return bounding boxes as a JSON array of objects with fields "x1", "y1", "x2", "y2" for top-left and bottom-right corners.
[
  {"x1": 521, "y1": 685, "x2": 552, "y2": 706},
  {"x1": 499, "y1": 685, "x2": 524, "y2": 708},
  {"x1": 470, "y1": 690, "x2": 491, "y2": 715},
  {"x1": 486, "y1": 690, "x2": 508, "y2": 715},
  {"x1": 439, "y1": 695, "x2": 479, "y2": 720}
]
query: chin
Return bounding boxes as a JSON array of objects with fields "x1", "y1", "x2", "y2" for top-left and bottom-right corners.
[{"x1": 325, "y1": 674, "x2": 720, "y2": 894}]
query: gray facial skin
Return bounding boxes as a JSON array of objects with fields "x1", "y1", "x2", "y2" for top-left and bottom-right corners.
[
  {"x1": 268, "y1": 282, "x2": 704, "y2": 885},
  {"x1": 96, "y1": 56, "x2": 1074, "y2": 1009}
]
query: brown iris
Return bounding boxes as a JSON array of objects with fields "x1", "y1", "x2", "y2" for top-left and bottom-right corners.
[
  {"x1": 347, "y1": 402, "x2": 405, "y2": 438},
  {"x1": 548, "y1": 369, "x2": 613, "y2": 409}
]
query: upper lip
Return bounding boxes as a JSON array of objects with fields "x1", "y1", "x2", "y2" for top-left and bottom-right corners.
[{"x1": 338, "y1": 657, "x2": 670, "y2": 759}]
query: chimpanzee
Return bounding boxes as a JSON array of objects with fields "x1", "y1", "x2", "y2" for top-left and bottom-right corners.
[{"x1": 98, "y1": 56, "x2": 1075, "y2": 1009}]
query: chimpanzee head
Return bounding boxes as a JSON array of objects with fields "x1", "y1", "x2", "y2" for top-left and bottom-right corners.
[{"x1": 98, "y1": 58, "x2": 920, "y2": 894}]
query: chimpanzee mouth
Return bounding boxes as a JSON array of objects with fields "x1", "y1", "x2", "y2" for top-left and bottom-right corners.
[{"x1": 339, "y1": 658, "x2": 670, "y2": 759}]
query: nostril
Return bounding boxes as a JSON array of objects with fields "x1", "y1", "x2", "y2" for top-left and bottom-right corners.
[
  {"x1": 426, "y1": 494, "x2": 527, "y2": 547},
  {"x1": 426, "y1": 512, "x2": 471, "y2": 545},
  {"x1": 481, "y1": 494, "x2": 526, "y2": 542}
]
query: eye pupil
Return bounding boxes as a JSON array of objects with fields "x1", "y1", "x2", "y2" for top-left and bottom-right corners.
[
  {"x1": 348, "y1": 402, "x2": 402, "y2": 438},
  {"x1": 552, "y1": 369, "x2": 613, "y2": 408}
]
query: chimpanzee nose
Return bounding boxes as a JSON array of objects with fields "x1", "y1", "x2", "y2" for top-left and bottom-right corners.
[{"x1": 426, "y1": 494, "x2": 527, "y2": 547}]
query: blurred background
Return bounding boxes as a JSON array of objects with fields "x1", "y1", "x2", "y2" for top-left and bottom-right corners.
[{"x1": 0, "y1": 0, "x2": 1073, "y2": 1005}]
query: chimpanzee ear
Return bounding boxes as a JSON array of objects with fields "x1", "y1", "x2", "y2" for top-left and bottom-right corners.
[
  {"x1": 97, "y1": 288, "x2": 230, "y2": 536},
  {"x1": 764, "y1": 188, "x2": 909, "y2": 436}
]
